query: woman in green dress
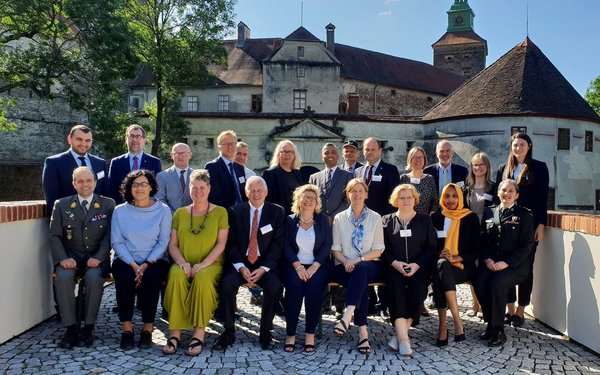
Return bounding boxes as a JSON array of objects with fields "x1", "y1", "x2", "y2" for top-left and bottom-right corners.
[{"x1": 162, "y1": 169, "x2": 229, "y2": 356}]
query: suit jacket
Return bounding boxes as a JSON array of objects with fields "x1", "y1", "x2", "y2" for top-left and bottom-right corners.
[
  {"x1": 263, "y1": 166, "x2": 306, "y2": 215},
  {"x1": 107, "y1": 153, "x2": 162, "y2": 203},
  {"x1": 49, "y1": 194, "x2": 116, "y2": 266},
  {"x1": 341, "y1": 161, "x2": 362, "y2": 175},
  {"x1": 42, "y1": 150, "x2": 107, "y2": 216},
  {"x1": 308, "y1": 167, "x2": 353, "y2": 219},
  {"x1": 424, "y1": 163, "x2": 468, "y2": 196},
  {"x1": 355, "y1": 160, "x2": 400, "y2": 215},
  {"x1": 283, "y1": 213, "x2": 333, "y2": 267},
  {"x1": 204, "y1": 157, "x2": 247, "y2": 209},
  {"x1": 496, "y1": 159, "x2": 549, "y2": 227},
  {"x1": 462, "y1": 183, "x2": 499, "y2": 212},
  {"x1": 156, "y1": 166, "x2": 193, "y2": 213},
  {"x1": 225, "y1": 201, "x2": 285, "y2": 271}
]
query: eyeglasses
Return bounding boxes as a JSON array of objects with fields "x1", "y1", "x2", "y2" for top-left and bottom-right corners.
[
  {"x1": 280, "y1": 150, "x2": 294, "y2": 154},
  {"x1": 219, "y1": 142, "x2": 236, "y2": 147},
  {"x1": 301, "y1": 195, "x2": 317, "y2": 201},
  {"x1": 132, "y1": 182, "x2": 150, "y2": 188},
  {"x1": 171, "y1": 152, "x2": 190, "y2": 157},
  {"x1": 127, "y1": 134, "x2": 144, "y2": 140}
]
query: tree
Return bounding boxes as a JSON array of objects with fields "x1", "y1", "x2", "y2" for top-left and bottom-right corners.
[
  {"x1": 123, "y1": 0, "x2": 235, "y2": 155},
  {"x1": 585, "y1": 76, "x2": 600, "y2": 116}
]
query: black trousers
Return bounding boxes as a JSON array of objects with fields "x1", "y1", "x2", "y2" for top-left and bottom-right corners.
[
  {"x1": 432, "y1": 258, "x2": 472, "y2": 309},
  {"x1": 385, "y1": 266, "x2": 428, "y2": 325},
  {"x1": 475, "y1": 266, "x2": 528, "y2": 328},
  {"x1": 507, "y1": 242, "x2": 538, "y2": 306}
]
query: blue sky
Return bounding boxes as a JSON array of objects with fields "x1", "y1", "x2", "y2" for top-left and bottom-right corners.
[{"x1": 231, "y1": 0, "x2": 600, "y2": 96}]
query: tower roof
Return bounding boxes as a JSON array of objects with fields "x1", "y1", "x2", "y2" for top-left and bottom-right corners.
[
  {"x1": 284, "y1": 27, "x2": 320, "y2": 42},
  {"x1": 423, "y1": 37, "x2": 600, "y2": 122}
]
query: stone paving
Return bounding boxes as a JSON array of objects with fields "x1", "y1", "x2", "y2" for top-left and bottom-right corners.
[{"x1": 0, "y1": 284, "x2": 598, "y2": 374}]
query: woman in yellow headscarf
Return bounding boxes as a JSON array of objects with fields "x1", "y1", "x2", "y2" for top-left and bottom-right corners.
[{"x1": 430, "y1": 183, "x2": 481, "y2": 347}]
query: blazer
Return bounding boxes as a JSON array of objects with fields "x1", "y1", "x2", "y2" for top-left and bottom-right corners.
[
  {"x1": 430, "y1": 211, "x2": 481, "y2": 267},
  {"x1": 462, "y1": 182, "x2": 499, "y2": 211},
  {"x1": 263, "y1": 166, "x2": 306, "y2": 215},
  {"x1": 283, "y1": 213, "x2": 333, "y2": 267},
  {"x1": 354, "y1": 160, "x2": 400, "y2": 215},
  {"x1": 155, "y1": 166, "x2": 193, "y2": 213},
  {"x1": 49, "y1": 194, "x2": 116, "y2": 266},
  {"x1": 42, "y1": 150, "x2": 107, "y2": 216},
  {"x1": 424, "y1": 163, "x2": 469, "y2": 196},
  {"x1": 341, "y1": 161, "x2": 363, "y2": 175},
  {"x1": 308, "y1": 167, "x2": 353, "y2": 219},
  {"x1": 496, "y1": 159, "x2": 549, "y2": 227},
  {"x1": 481, "y1": 205, "x2": 534, "y2": 273},
  {"x1": 225, "y1": 201, "x2": 285, "y2": 271},
  {"x1": 107, "y1": 153, "x2": 162, "y2": 203},
  {"x1": 204, "y1": 157, "x2": 247, "y2": 209}
]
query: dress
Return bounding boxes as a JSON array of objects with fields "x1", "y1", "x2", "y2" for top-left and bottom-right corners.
[
  {"x1": 399, "y1": 174, "x2": 439, "y2": 214},
  {"x1": 164, "y1": 206, "x2": 229, "y2": 329}
]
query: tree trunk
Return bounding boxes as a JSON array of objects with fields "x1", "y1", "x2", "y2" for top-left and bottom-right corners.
[{"x1": 152, "y1": 84, "x2": 163, "y2": 156}]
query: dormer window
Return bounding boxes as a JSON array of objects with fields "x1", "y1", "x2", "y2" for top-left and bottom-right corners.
[{"x1": 297, "y1": 46, "x2": 305, "y2": 58}]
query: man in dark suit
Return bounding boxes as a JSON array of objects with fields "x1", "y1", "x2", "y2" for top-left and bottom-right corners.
[
  {"x1": 205, "y1": 130, "x2": 247, "y2": 208},
  {"x1": 309, "y1": 143, "x2": 353, "y2": 221},
  {"x1": 49, "y1": 167, "x2": 115, "y2": 348},
  {"x1": 107, "y1": 124, "x2": 162, "y2": 203},
  {"x1": 424, "y1": 140, "x2": 468, "y2": 197},
  {"x1": 156, "y1": 143, "x2": 193, "y2": 213},
  {"x1": 341, "y1": 140, "x2": 363, "y2": 174},
  {"x1": 213, "y1": 176, "x2": 285, "y2": 351},
  {"x1": 42, "y1": 125, "x2": 107, "y2": 216},
  {"x1": 354, "y1": 137, "x2": 400, "y2": 215}
]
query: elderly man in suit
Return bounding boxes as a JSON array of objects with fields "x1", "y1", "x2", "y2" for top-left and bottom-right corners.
[
  {"x1": 107, "y1": 124, "x2": 162, "y2": 203},
  {"x1": 424, "y1": 140, "x2": 468, "y2": 197},
  {"x1": 43, "y1": 124, "x2": 107, "y2": 216},
  {"x1": 309, "y1": 143, "x2": 353, "y2": 222},
  {"x1": 156, "y1": 143, "x2": 193, "y2": 213},
  {"x1": 341, "y1": 140, "x2": 362, "y2": 174},
  {"x1": 205, "y1": 130, "x2": 247, "y2": 208},
  {"x1": 49, "y1": 167, "x2": 115, "y2": 349},
  {"x1": 213, "y1": 176, "x2": 285, "y2": 351}
]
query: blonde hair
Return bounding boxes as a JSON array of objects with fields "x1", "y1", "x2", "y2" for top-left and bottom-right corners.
[
  {"x1": 466, "y1": 152, "x2": 494, "y2": 190},
  {"x1": 389, "y1": 183, "x2": 421, "y2": 207},
  {"x1": 291, "y1": 184, "x2": 322, "y2": 214},
  {"x1": 405, "y1": 146, "x2": 427, "y2": 171},
  {"x1": 345, "y1": 178, "x2": 369, "y2": 195},
  {"x1": 270, "y1": 139, "x2": 302, "y2": 170},
  {"x1": 217, "y1": 130, "x2": 237, "y2": 146}
]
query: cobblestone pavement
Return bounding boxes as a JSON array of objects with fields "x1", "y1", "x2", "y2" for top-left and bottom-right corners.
[{"x1": 0, "y1": 284, "x2": 598, "y2": 374}]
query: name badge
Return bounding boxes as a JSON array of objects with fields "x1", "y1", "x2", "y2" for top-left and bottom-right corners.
[
  {"x1": 483, "y1": 193, "x2": 493, "y2": 201},
  {"x1": 238, "y1": 176, "x2": 246, "y2": 184},
  {"x1": 372, "y1": 175, "x2": 382, "y2": 182},
  {"x1": 400, "y1": 229, "x2": 412, "y2": 237},
  {"x1": 436, "y1": 230, "x2": 447, "y2": 238},
  {"x1": 260, "y1": 224, "x2": 273, "y2": 234},
  {"x1": 410, "y1": 177, "x2": 420, "y2": 185},
  {"x1": 456, "y1": 181, "x2": 464, "y2": 188},
  {"x1": 97, "y1": 171, "x2": 105, "y2": 180}
]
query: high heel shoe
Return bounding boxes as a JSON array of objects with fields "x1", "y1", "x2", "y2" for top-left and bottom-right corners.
[
  {"x1": 436, "y1": 329, "x2": 448, "y2": 347},
  {"x1": 454, "y1": 330, "x2": 466, "y2": 342}
]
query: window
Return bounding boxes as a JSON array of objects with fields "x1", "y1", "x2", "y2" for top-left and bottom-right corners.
[
  {"x1": 445, "y1": 55, "x2": 453, "y2": 61},
  {"x1": 218, "y1": 95, "x2": 229, "y2": 111},
  {"x1": 511, "y1": 126, "x2": 527, "y2": 135},
  {"x1": 187, "y1": 96, "x2": 198, "y2": 111},
  {"x1": 293, "y1": 90, "x2": 306, "y2": 110},
  {"x1": 129, "y1": 96, "x2": 141, "y2": 109},
  {"x1": 585, "y1": 131, "x2": 593, "y2": 152},
  {"x1": 297, "y1": 46, "x2": 304, "y2": 58},
  {"x1": 251, "y1": 94, "x2": 262, "y2": 113},
  {"x1": 557, "y1": 128, "x2": 570, "y2": 150},
  {"x1": 297, "y1": 67, "x2": 305, "y2": 78},
  {"x1": 205, "y1": 138, "x2": 214, "y2": 148}
]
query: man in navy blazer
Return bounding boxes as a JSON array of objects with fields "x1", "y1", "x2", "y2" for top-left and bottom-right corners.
[
  {"x1": 107, "y1": 124, "x2": 162, "y2": 203},
  {"x1": 42, "y1": 125, "x2": 107, "y2": 216},
  {"x1": 156, "y1": 143, "x2": 193, "y2": 213},
  {"x1": 341, "y1": 140, "x2": 363, "y2": 174},
  {"x1": 424, "y1": 140, "x2": 468, "y2": 197},
  {"x1": 204, "y1": 130, "x2": 247, "y2": 208},
  {"x1": 213, "y1": 176, "x2": 285, "y2": 351}
]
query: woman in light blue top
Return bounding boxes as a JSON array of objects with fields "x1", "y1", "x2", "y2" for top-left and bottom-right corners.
[{"x1": 111, "y1": 170, "x2": 172, "y2": 350}]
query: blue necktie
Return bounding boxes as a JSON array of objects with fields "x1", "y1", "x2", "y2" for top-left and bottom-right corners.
[{"x1": 229, "y1": 162, "x2": 243, "y2": 204}]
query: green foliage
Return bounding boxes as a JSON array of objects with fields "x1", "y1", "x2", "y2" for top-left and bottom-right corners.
[
  {"x1": 585, "y1": 76, "x2": 600, "y2": 116},
  {"x1": 0, "y1": 98, "x2": 17, "y2": 131}
]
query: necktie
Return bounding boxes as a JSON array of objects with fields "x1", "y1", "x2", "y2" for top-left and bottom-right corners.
[
  {"x1": 324, "y1": 168, "x2": 332, "y2": 193},
  {"x1": 442, "y1": 168, "x2": 449, "y2": 189},
  {"x1": 248, "y1": 208, "x2": 259, "y2": 264},
  {"x1": 77, "y1": 156, "x2": 88, "y2": 168},
  {"x1": 132, "y1": 156, "x2": 139, "y2": 171},
  {"x1": 81, "y1": 200, "x2": 88, "y2": 216},
  {"x1": 229, "y1": 162, "x2": 243, "y2": 204},
  {"x1": 346, "y1": 164, "x2": 353, "y2": 173},
  {"x1": 365, "y1": 165, "x2": 373, "y2": 185},
  {"x1": 180, "y1": 170, "x2": 186, "y2": 193}
]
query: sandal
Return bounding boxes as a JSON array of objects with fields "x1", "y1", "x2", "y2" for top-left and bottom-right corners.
[
  {"x1": 303, "y1": 344, "x2": 315, "y2": 353},
  {"x1": 333, "y1": 320, "x2": 348, "y2": 336},
  {"x1": 357, "y1": 338, "x2": 371, "y2": 354},
  {"x1": 185, "y1": 337, "x2": 204, "y2": 356},
  {"x1": 283, "y1": 343, "x2": 295, "y2": 353},
  {"x1": 162, "y1": 336, "x2": 181, "y2": 355}
]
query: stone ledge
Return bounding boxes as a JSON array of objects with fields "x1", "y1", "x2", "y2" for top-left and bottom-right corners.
[
  {"x1": 0, "y1": 201, "x2": 46, "y2": 223},
  {"x1": 547, "y1": 210, "x2": 600, "y2": 236}
]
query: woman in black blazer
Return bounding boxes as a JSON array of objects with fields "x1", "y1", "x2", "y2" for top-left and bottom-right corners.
[
  {"x1": 495, "y1": 132, "x2": 549, "y2": 327},
  {"x1": 282, "y1": 184, "x2": 332, "y2": 353},
  {"x1": 430, "y1": 183, "x2": 481, "y2": 347},
  {"x1": 263, "y1": 140, "x2": 307, "y2": 215}
]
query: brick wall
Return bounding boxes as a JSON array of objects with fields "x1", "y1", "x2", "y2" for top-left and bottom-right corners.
[{"x1": 0, "y1": 201, "x2": 46, "y2": 223}]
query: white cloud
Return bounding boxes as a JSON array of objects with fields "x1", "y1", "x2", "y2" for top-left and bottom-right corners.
[{"x1": 378, "y1": 10, "x2": 392, "y2": 18}]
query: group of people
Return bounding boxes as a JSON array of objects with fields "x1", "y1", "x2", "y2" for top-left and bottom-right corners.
[{"x1": 44, "y1": 124, "x2": 548, "y2": 357}]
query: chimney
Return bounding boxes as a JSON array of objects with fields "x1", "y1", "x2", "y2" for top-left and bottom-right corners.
[
  {"x1": 237, "y1": 22, "x2": 250, "y2": 48},
  {"x1": 326, "y1": 23, "x2": 335, "y2": 55}
]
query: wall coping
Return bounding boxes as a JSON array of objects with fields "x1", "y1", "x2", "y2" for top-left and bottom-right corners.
[{"x1": 0, "y1": 200, "x2": 47, "y2": 223}]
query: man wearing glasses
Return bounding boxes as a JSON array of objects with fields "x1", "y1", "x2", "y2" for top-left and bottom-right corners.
[
  {"x1": 156, "y1": 143, "x2": 193, "y2": 213},
  {"x1": 107, "y1": 124, "x2": 162, "y2": 203}
]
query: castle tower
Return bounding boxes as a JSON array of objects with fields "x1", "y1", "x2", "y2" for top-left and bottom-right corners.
[{"x1": 432, "y1": 0, "x2": 487, "y2": 78}]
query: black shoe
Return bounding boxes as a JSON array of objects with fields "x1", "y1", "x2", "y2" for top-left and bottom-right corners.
[
  {"x1": 213, "y1": 330, "x2": 235, "y2": 351},
  {"x1": 504, "y1": 313, "x2": 513, "y2": 325},
  {"x1": 511, "y1": 315, "x2": 524, "y2": 328},
  {"x1": 259, "y1": 331, "x2": 276, "y2": 350},
  {"x1": 479, "y1": 325, "x2": 494, "y2": 341},
  {"x1": 138, "y1": 330, "x2": 152, "y2": 349},
  {"x1": 59, "y1": 325, "x2": 78, "y2": 349},
  {"x1": 454, "y1": 330, "x2": 466, "y2": 343},
  {"x1": 488, "y1": 329, "x2": 507, "y2": 347},
  {"x1": 80, "y1": 325, "x2": 95, "y2": 347},
  {"x1": 120, "y1": 331, "x2": 135, "y2": 350},
  {"x1": 436, "y1": 330, "x2": 448, "y2": 347}
]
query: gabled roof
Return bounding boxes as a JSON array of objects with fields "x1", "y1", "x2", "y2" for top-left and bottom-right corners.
[
  {"x1": 423, "y1": 37, "x2": 600, "y2": 121},
  {"x1": 284, "y1": 27, "x2": 320, "y2": 42}
]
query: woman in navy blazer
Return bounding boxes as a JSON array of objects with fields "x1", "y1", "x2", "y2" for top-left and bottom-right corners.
[
  {"x1": 281, "y1": 184, "x2": 332, "y2": 353},
  {"x1": 263, "y1": 140, "x2": 307, "y2": 215}
]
